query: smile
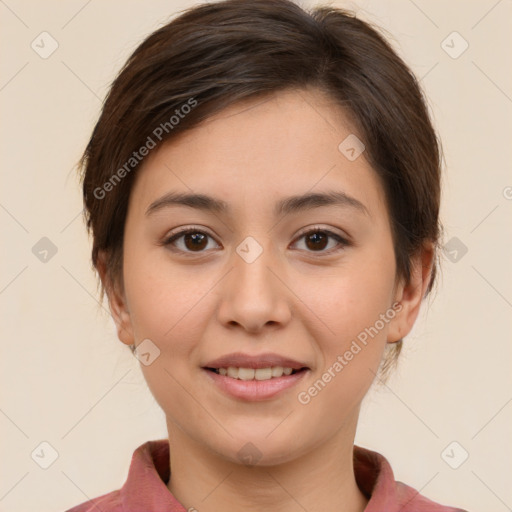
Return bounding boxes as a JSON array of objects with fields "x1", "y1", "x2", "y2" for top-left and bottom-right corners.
[
  {"x1": 202, "y1": 367, "x2": 309, "y2": 401},
  {"x1": 205, "y1": 366, "x2": 304, "y2": 381}
]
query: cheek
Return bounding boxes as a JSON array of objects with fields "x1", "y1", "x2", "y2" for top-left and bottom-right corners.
[
  {"x1": 300, "y1": 245, "x2": 396, "y2": 344},
  {"x1": 294, "y1": 279, "x2": 393, "y2": 426},
  {"x1": 122, "y1": 245, "x2": 213, "y2": 419},
  {"x1": 123, "y1": 238, "x2": 212, "y2": 344},
  {"x1": 296, "y1": 243, "x2": 396, "y2": 395}
]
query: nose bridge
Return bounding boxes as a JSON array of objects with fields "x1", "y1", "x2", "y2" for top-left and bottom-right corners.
[
  {"x1": 234, "y1": 234, "x2": 280, "y2": 299},
  {"x1": 236, "y1": 235, "x2": 275, "y2": 289},
  {"x1": 217, "y1": 234, "x2": 290, "y2": 331}
]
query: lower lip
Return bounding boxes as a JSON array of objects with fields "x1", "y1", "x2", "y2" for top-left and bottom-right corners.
[{"x1": 202, "y1": 368, "x2": 309, "y2": 401}]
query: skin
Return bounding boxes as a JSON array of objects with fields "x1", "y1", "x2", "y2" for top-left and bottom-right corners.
[{"x1": 98, "y1": 87, "x2": 434, "y2": 512}]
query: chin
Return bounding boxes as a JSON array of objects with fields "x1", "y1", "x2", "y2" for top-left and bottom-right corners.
[{"x1": 211, "y1": 433, "x2": 307, "y2": 468}]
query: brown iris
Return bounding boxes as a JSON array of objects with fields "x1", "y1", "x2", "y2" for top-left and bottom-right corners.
[
  {"x1": 184, "y1": 232, "x2": 208, "y2": 251},
  {"x1": 304, "y1": 231, "x2": 329, "y2": 251}
]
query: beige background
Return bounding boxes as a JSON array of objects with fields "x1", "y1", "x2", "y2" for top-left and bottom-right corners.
[{"x1": 1, "y1": 1, "x2": 511, "y2": 511}]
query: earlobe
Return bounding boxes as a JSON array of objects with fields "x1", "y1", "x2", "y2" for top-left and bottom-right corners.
[
  {"x1": 96, "y1": 250, "x2": 135, "y2": 347},
  {"x1": 387, "y1": 243, "x2": 435, "y2": 344}
]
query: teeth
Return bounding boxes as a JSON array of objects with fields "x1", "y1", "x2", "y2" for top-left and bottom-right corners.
[
  {"x1": 255, "y1": 368, "x2": 272, "y2": 380},
  {"x1": 238, "y1": 368, "x2": 255, "y2": 380},
  {"x1": 271, "y1": 366, "x2": 284, "y2": 377},
  {"x1": 227, "y1": 366, "x2": 238, "y2": 378},
  {"x1": 212, "y1": 366, "x2": 299, "y2": 380}
]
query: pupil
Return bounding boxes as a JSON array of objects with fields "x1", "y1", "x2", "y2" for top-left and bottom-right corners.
[{"x1": 306, "y1": 232, "x2": 328, "y2": 251}]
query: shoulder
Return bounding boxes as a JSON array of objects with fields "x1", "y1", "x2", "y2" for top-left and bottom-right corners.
[
  {"x1": 353, "y1": 445, "x2": 469, "y2": 511},
  {"x1": 64, "y1": 490, "x2": 122, "y2": 512},
  {"x1": 395, "y1": 480, "x2": 469, "y2": 512},
  {"x1": 63, "y1": 439, "x2": 174, "y2": 512}
]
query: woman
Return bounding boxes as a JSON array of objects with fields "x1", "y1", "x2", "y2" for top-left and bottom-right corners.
[{"x1": 67, "y1": 0, "x2": 468, "y2": 510}]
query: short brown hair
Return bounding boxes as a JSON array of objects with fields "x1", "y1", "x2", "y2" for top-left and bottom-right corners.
[{"x1": 78, "y1": 0, "x2": 443, "y2": 379}]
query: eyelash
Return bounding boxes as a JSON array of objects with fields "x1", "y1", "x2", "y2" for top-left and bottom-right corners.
[{"x1": 161, "y1": 225, "x2": 350, "y2": 257}]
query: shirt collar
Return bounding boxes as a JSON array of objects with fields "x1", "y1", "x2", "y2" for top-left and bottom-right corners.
[{"x1": 119, "y1": 439, "x2": 447, "y2": 512}]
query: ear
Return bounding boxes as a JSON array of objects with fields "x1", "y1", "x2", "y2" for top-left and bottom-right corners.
[
  {"x1": 387, "y1": 242, "x2": 435, "y2": 343},
  {"x1": 96, "y1": 250, "x2": 135, "y2": 347}
]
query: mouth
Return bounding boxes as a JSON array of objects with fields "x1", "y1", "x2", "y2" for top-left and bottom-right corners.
[
  {"x1": 203, "y1": 366, "x2": 308, "y2": 381},
  {"x1": 202, "y1": 365, "x2": 309, "y2": 401},
  {"x1": 201, "y1": 352, "x2": 310, "y2": 400}
]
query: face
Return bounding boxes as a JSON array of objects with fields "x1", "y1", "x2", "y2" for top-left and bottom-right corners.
[{"x1": 104, "y1": 87, "x2": 428, "y2": 466}]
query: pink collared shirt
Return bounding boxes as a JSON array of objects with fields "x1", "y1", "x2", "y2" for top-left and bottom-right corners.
[{"x1": 65, "y1": 439, "x2": 468, "y2": 511}]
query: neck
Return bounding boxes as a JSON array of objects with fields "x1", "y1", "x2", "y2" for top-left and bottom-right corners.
[{"x1": 165, "y1": 417, "x2": 368, "y2": 512}]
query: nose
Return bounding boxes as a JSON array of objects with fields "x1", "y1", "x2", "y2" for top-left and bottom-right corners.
[{"x1": 216, "y1": 238, "x2": 292, "y2": 334}]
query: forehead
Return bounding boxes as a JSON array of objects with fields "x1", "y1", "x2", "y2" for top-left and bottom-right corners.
[{"x1": 129, "y1": 88, "x2": 389, "y2": 224}]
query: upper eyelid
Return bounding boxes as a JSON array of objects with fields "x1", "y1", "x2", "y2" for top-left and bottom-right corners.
[{"x1": 295, "y1": 225, "x2": 347, "y2": 238}]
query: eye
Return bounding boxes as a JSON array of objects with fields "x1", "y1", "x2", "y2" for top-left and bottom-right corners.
[
  {"x1": 162, "y1": 227, "x2": 220, "y2": 255},
  {"x1": 291, "y1": 226, "x2": 350, "y2": 254},
  {"x1": 161, "y1": 225, "x2": 350, "y2": 256}
]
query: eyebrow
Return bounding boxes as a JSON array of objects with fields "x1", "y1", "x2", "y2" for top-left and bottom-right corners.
[{"x1": 145, "y1": 190, "x2": 370, "y2": 218}]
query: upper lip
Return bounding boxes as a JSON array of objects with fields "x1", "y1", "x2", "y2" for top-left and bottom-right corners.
[{"x1": 203, "y1": 352, "x2": 309, "y2": 370}]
